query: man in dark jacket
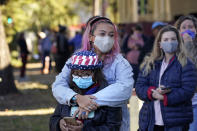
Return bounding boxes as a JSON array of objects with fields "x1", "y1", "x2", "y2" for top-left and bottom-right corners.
[
  {"x1": 55, "y1": 25, "x2": 71, "y2": 72},
  {"x1": 17, "y1": 32, "x2": 29, "y2": 80}
]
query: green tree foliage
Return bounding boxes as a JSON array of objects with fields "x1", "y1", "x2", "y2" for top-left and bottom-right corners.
[{"x1": 1, "y1": 0, "x2": 82, "y2": 44}]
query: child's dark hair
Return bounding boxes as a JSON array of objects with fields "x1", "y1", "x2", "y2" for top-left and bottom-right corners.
[{"x1": 69, "y1": 68, "x2": 107, "y2": 95}]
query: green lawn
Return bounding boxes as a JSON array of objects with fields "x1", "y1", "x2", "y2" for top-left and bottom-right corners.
[
  {"x1": 0, "y1": 66, "x2": 58, "y2": 131},
  {"x1": 0, "y1": 115, "x2": 51, "y2": 131}
]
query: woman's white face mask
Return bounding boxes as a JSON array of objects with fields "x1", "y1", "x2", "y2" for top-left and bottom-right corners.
[{"x1": 93, "y1": 36, "x2": 114, "y2": 53}]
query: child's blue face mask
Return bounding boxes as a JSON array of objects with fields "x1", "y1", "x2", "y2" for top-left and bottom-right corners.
[{"x1": 72, "y1": 75, "x2": 94, "y2": 89}]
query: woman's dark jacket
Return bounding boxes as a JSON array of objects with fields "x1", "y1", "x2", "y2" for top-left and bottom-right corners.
[{"x1": 135, "y1": 56, "x2": 197, "y2": 131}]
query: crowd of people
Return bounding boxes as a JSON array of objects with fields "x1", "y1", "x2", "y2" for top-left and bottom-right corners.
[
  {"x1": 49, "y1": 15, "x2": 197, "y2": 131},
  {"x1": 37, "y1": 25, "x2": 83, "y2": 74},
  {"x1": 17, "y1": 24, "x2": 83, "y2": 79},
  {"x1": 16, "y1": 14, "x2": 197, "y2": 131}
]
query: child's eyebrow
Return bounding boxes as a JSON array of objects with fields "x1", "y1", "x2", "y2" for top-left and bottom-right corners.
[{"x1": 81, "y1": 71, "x2": 92, "y2": 74}]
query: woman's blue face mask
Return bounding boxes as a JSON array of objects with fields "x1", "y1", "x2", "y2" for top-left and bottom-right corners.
[
  {"x1": 181, "y1": 29, "x2": 196, "y2": 39},
  {"x1": 72, "y1": 75, "x2": 94, "y2": 89},
  {"x1": 160, "y1": 41, "x2": 178, "y2": 53}
]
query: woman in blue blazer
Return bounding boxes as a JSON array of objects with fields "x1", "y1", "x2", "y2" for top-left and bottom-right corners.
[{"x1": 135, "y1": 25, "x2": 197, "y2": 131}]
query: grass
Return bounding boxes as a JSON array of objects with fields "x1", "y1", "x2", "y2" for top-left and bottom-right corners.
[
  {"x1": 0, "y1": 115, "x2": 52, "y2": 131},
  {"x1": 0, "y1": 64, "x2": 58, "y2": 131}
]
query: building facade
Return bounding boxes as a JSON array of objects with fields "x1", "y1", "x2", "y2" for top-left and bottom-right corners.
[{"x1": 117, "y1": 0, "x2": 197, "y2": 23}]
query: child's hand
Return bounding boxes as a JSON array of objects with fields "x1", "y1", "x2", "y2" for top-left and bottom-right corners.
[
  {"x1": 67, "y1": 121, "x2": 83, "y2": 131},
  {"x1": 60, "y1": 118, "x2": 83, "y2": 131},
  {"x1": 73, "y1": 107, "x2": 89, "y2": 119},
  {"x1": 76, "y1": 94, "x2": 98, "y2": 111},
  {"x1": 59, "y1": 119, "x2": 68, "y2": 131}
]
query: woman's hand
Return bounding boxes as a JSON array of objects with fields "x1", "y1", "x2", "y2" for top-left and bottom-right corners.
[
  {"x1": 152, "y1": 89, "x2": 164, "y2": 100},
  {"x1": 156, "y1": 85, "x2": 171, "y2": 95},
  {"x1": 59, "y1": 119, "x2": 68, "y2": 131},
  {"x1": 182, "y1": 33, "x2": 193, "y2": 43},
  {"x1": 73, "y1": 106, "x2": 89, "y2": 119},
  {"x1": 76, "y1": 94, "x2": 98, "y2": 111}
]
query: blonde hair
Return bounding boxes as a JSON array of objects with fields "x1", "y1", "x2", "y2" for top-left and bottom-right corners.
[
  {"x1": 174, "y1": 15, "x2": 197, "y2": 31},
  {"x1": 140, "y1": 25, "x2": 187, "y2": 75}
]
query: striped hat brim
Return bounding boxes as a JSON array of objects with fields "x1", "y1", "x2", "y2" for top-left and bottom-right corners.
[{"x1": 66, "y1": 61, "x2": 103, "y2": 70}]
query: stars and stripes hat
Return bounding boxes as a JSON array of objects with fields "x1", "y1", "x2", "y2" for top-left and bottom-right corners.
[{"x1": 67, "y1": 50, "x2": 103, "y2": 70}]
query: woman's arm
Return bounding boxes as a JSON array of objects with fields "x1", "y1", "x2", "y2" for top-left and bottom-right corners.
[
  {"x1": 52, "y1": 59, "x2": 78, "y2": 105},
  {"x1": 135, "y1": 69, "x2": 155, "y2": 102},
  {"x1": 93, "y1": 55, "x2": 134, "y2": 107},
  {"x1": 52, "y1": 55, "x2": 134, "y2": 107},
  {"x1": 52, "y1": 59, "x2": 98, "y2": 110}
]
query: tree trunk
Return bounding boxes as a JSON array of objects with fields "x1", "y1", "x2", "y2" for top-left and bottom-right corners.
[{"x1": 0, "y1": 9, "x2": 18, "y2": 95}]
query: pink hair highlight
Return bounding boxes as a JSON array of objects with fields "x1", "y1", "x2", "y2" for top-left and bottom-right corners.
[
  {"x1": 80, "y1": 18, "x2": 120, "y2": 64},
  {"x1": 81, "y1": 24, "x2": 91, "y2": 51}
]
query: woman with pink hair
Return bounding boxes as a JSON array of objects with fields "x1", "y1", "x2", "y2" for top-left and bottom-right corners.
[{"x1": 52, "y1": 16, "x2": 134, "y2": 131}]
